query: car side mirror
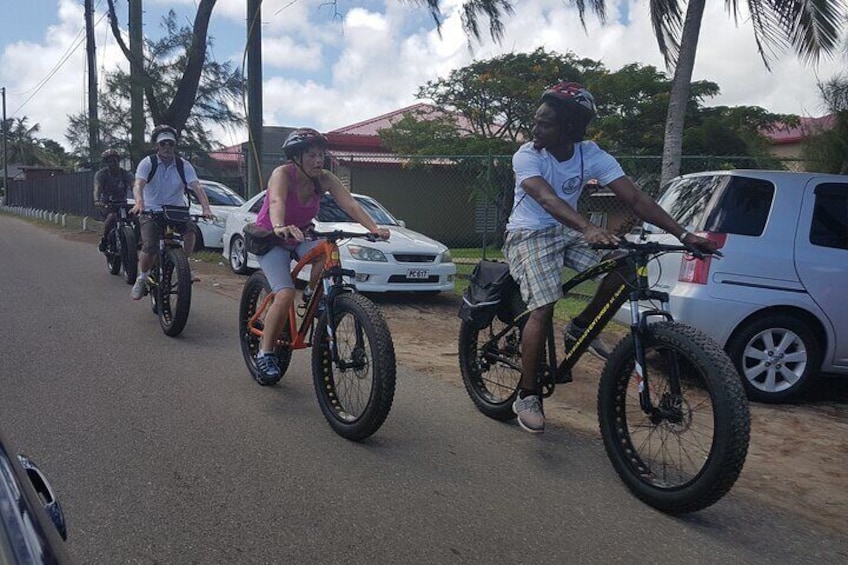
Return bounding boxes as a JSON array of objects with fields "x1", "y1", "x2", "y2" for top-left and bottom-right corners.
[{"x1": 397, "y1": 220, "x2": 406, "y2": 228}]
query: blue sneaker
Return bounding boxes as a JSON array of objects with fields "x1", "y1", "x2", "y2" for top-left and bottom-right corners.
[{"x1": 255, "y1": 353, "x2": 281, "y2": 385}]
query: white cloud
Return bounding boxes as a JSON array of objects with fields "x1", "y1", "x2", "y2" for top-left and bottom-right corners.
[{"x1": 3, "y1": 0, "x2": 846, "y2": 150}]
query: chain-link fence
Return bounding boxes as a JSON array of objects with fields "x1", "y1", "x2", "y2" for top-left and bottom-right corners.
[{"x1": 6, "y1": 151, "x2": 803, "y2": 257}]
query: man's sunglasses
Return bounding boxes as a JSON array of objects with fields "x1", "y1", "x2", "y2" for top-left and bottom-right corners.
[{"x1": 158, "y1": 140, "x2": 175, "y2": 147}]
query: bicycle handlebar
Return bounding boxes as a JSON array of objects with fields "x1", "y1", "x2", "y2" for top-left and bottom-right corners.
[
  {"x1": 590, "y1": 239, "x2": 723, "y2": 260},
  {"x1": 276, "y1": 228, "x2": 386, "y2": 243}
]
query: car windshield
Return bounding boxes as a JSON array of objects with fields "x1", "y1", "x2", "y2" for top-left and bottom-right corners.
[
  {"x1": 317, "y1": 194, "x2": 399, "y2": 226},
  {"x1": 191, "y1": 183, "x2": 245, "y2": 207}
]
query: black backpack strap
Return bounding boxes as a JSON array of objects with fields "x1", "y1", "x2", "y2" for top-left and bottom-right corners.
[
  {"x1": 145, "y1": 154, "x2": 158, "y2": 183},
  {"x1": 175, "y1": 156, "x2": 188, "y2": 187},
  {"x1": 145, "y1": 155, "x2": 188, "y2": 188}
]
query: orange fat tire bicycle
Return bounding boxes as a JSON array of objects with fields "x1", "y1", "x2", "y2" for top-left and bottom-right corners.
[{"x1": 238, "y1": 229, "x2": 397, "y2": 441}]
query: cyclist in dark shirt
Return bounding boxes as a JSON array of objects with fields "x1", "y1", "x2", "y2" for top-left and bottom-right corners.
[{"x1": 94, "y1": 148, "x2": 135, "y2": 252}]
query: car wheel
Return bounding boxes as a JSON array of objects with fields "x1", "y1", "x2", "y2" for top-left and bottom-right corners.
[
  {"x1": 229, "y1": 234, "x2": 252, "y2": 275},
  {"x1": 726, "y1": 313, "x2": 821, "y2": 403}
]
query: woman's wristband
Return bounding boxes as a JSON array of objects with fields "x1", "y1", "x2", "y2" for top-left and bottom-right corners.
[{"x1": 678, "y1": 230, "x2": 692, "y2": 242}]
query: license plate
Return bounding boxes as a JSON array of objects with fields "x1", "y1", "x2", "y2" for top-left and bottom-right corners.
[{"x1": 406, "y1": 269, "x2": 429, "y2": 280}]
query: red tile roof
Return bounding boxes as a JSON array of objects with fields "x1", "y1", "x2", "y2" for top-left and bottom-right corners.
[{"x1": 763, "y1": 114, "x2": 836, "y2": 145}]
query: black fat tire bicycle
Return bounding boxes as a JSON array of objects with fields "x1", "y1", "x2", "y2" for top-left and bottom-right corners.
[
  {"x1": 100, "y1": 201, "x2": 139, "y2": 284},
  {"x1": 238, "y1": 229, "x2": 397, "y2": 441},
  {"x1": 458, "y1": 240, "x2": 750, "y2": 514},
  {"x1": 143, "y1": 206, "x2": 196, "y2": 337}
]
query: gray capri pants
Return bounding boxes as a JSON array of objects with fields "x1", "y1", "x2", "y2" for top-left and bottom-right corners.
[{"x1": 257, "y1": 239, "x2": 322, "y2": 293}]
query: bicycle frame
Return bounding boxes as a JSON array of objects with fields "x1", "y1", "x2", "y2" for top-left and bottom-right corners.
[
  {"x1": 246, "y1": 235, "x2": 360, "y2": 357},
  {"x1": 496, "y1": 243, "x2": 700, "y2": 414}
]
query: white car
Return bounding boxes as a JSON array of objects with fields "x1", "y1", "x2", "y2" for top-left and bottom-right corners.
[
  {"x1": 222, "y1": 190, "x2": 457, "y2": 293},
  {"x1": 186, "y1": 180, "x2": 246, "y2": 251}
]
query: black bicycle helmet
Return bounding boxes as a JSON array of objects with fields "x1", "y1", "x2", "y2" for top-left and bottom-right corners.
[
  {"x1": 151, "y1": 124, "x2": 178, "y2": 145},
  {"x1": 101, "y1": 148, "x2": 120, "y2": 160},
  {"x1": 540, "y1": 81, "x2": 596, "y2": 141},
  {"x1": 282, "y1": 128, "x2": 329, "y2": 160}
]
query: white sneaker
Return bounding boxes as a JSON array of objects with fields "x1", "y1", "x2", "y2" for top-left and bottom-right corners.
[
  {"x1": 513, "y1": 393, "x2": 545, "y2": 434},
  {"x1": 130, "y1": 277, "x2": 147, "y2": 300}
]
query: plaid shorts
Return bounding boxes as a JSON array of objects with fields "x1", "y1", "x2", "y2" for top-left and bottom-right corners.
[{"x1": 504, "y1": 225, "x2": 601, "y2": 310}]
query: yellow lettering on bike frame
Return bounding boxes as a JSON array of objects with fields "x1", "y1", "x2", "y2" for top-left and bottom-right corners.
[
  {"x1": 564, "y1": 283, "x2": 627, "y2": 359},
  {"x1": 637, "y1": 266, "x2": 648, "y2": 277}
]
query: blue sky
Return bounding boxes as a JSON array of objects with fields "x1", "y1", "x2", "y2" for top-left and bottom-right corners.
[{"x1": 1, "y1": 0, "x2": 845, "y2": 150}]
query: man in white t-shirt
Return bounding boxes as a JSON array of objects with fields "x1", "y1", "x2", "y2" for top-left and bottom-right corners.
[
  {"x1": 129, "y1": 124, "x2": 213, "y2": 300},
  {"x1": 504, "y1": 81, "x2": 718, "y2": 434}
]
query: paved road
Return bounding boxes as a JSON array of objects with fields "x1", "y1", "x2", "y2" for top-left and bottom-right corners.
[{"x1": 1, "y1": 213, "x2": 846, "y2": 564}]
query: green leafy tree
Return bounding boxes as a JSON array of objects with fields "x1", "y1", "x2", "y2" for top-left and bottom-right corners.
[
  {"x1": 650, "y1": 0, "x2": 846, "y2": 186},
  {"x1": 2, "y1": 117, "x2": 74, "y2": 169},
  {"x1": 69, "y1": 9, "x2": 245, "y2": 164}
]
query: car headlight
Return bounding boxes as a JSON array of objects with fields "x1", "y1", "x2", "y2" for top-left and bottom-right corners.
[
  {"x1": 441, "y1": 250, "x2": 452, "y2": 263},
  {"x1": 347, "y1": 244, "x2": 387, "y2": 262}
]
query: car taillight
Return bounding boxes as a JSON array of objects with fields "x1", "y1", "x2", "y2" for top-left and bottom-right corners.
[{"x1": 678, "y1": 232, "x2": 727, "y2": 284}]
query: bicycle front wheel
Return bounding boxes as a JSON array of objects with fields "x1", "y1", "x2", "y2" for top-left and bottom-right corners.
[
  {"x1": 120, "y1": 225, "x2": 138, "y2": 285},
  {"x1": 597, "y1": 321, "x2": 750, "y2": 514},
  {"x1": 238, "y1": 272, "x2": 292, "y2": 386},
  {"x1": 157, "y1": 247, "x2": 192, "y2": 337},
  {"x1": 312, "y1": 293, "x2": 396, "y2": 441},
  {"x1": 106, "y1": 229, "x2": 121, "y2": 275}
]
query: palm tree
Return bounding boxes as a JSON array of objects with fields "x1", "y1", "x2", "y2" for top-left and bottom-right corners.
[{"x1": 652, "y1": 0, "x2": 846, "y2": 186}]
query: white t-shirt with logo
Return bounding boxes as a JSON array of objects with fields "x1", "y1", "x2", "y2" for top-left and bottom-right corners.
[{"x1": 506, "y1": 141, "x2": 625, "y2": 231}]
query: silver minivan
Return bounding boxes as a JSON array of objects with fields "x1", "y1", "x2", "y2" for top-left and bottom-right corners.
[{"x1": 614, "y1": 170, "x2": 848, "y2": 403}]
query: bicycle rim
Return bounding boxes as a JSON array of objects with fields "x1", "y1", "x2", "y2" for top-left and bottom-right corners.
[
  {"x1": 598, "y1": 322, "x2": 750, "y2": 513},
  {"x1": 158, "y1": 248, "x2": 192, "y2": 336},
  {"x1": 312, "y1": 293, "x2": 396, "y2": 441},
  {"x1": 458, "y1": 318, "x2": 522, "y2": 420},
  {"x1": 238, "y1": 272, "x2": 291, "y2": 384}
]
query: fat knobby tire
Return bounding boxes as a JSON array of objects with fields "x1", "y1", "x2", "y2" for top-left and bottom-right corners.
[
  {"x1": 458, "y1": 292, "x2": 526, "y2": 421},
  {"x1": 312, "y1": 293, "x2": 396, "y2": 441},
  {"x1": 121, "y1": 225, "x2": 138, "y2": 285},
  {"x1": 597, "y1": 321, "x2": 750, "y2": 514},
  {"x1": 158, "y1": 247, "x2": 192, "y2": 337}
]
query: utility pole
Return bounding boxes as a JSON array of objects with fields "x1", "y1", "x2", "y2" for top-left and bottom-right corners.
[
  {"x1": 2, "y1": 87, "x2": 7, "y2": 198},
  {"x1": 246, "y1": 0, "x2": 263, "y2": 197},
  {"x1": 85, "y1": 0, "x2": 99, "y2": 165},
  {"x1": 129, "y1": 0, "x2": 144, "y2": 166}
]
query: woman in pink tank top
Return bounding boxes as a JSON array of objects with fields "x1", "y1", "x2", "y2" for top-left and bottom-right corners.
[{"x1": 251, "y1": 128, "x2": 391, "y2": 384}]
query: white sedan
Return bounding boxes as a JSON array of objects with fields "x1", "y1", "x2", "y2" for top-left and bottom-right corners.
[
  {"x1": 222, "y1": 191, "x2": 457, "y2": 293},
  {"x1": 186, "y1": 180, "x2": 246, "y2": 251}
]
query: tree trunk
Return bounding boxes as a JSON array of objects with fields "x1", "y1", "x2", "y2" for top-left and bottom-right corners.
[
  {"x1": 159, "y1": 0, "x2": 217, "y2": 133},
  {"x1": 660, "y1": 0, "x2": 706, "y2": 188}
]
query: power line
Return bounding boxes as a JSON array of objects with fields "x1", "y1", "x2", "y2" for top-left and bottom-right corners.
[{"x1": 10, "y1": 8, "x2": 109, "y2": 117}]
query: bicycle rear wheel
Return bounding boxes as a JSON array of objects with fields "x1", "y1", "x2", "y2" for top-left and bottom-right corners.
[
  {"x1": 597, "y1": 321, "x2": 750, "y2": 514},
  {"x1": 120, "y1": 225, "x2": 138, "y2": 285},
  {"x1": 458, "y1": 294, "x2": 526, "y2": 421},
  {"x1": 157, "y1": 247, "x2": 192, "y2": 337},
  {"x1": 238, "y1": 272, "x2": 292, "y2": 385},
  {"x1": 312, "y1": 293, "x2": 396, "y2": 441}
]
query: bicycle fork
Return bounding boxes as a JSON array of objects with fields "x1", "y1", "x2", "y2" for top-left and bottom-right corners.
[{"x1": 629, "y1": 287, "x2": 684, "y2": 421}]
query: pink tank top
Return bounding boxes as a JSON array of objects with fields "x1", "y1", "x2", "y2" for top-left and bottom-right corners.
[{"x1": 256, "y1": 165, "x2": 321, "y2": 230}]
